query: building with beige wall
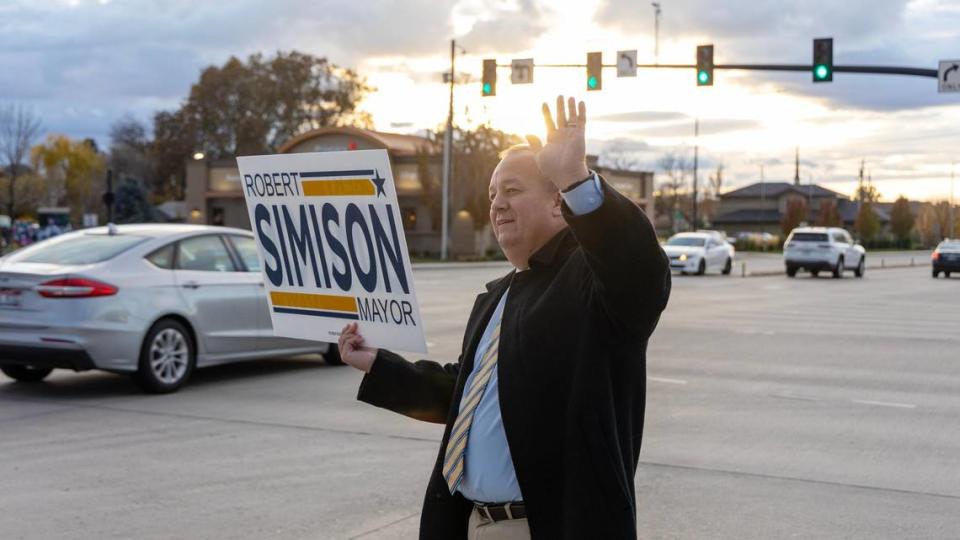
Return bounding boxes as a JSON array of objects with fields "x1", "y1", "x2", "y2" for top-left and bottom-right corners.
[{"x1": 185, "y1": 127, "x2": 444, "y2": 254}]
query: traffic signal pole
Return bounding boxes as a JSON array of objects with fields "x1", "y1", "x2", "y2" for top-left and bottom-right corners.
[
  {"x1": 441, "y1": 39, "x2": 455, "y2": 260},
  {"x1": 489, "y1": 63, "x2": 938, "y2": 77}
]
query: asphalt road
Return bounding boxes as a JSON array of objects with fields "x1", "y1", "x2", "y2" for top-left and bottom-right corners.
[{"x1": 1, "y1": 263, "x2": 959, "y2": 539}]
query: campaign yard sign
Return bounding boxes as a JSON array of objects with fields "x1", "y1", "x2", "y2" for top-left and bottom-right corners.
[{"x1": 237, "y1": 149, "x2": 427, "y2": 353}]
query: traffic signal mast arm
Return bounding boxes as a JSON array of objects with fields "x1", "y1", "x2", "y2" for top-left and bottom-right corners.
[{"x1": 489, "y1": 62, "x2": 937, "y2": 76}]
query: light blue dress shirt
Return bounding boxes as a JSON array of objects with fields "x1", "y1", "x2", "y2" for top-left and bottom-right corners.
[{"x1": 456, "y1": 174, "x2": 603, "y2": 503}]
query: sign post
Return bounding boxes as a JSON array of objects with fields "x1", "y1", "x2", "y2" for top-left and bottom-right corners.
[{"x1": 237, "y1": 149, "x2": 428, "y2": 353}]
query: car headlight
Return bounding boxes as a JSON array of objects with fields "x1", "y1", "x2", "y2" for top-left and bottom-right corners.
[{"x1": 679, "y1": 254, "x2": 688, "y2": 262}]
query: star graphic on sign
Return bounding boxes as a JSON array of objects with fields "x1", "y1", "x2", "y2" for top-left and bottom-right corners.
[{"x1": 371, "y1": 169, "x2": 387, "y2": 197}]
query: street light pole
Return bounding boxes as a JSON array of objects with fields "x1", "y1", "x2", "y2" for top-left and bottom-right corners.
[
  {"x1": 651, "y1": 3, "x2": 661, "y2": 65},
  {"x1": 441, "y1": 39, "x2": 455, "y2": 260}
]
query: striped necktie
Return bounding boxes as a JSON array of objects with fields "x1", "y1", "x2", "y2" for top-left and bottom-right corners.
[{"x1": 442, "y1": 320, "x2": 502, "y2": 494}]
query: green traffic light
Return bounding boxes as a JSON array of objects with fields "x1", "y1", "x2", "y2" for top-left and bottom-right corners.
[
  {"x1": 483, "y1": 82, "x2": 492, "y2": 95},
  {"x1": 815, "y1": 64, "x2": 830, "y2": 80},
  {"x1": 588, "y1": 76, "x2": 598, "y2": 89},
  {"x1": 697, "y1": 70, "x2": 710, "y2": 84}
]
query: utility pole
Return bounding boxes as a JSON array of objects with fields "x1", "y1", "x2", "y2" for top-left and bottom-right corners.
[
  {"x1": 651, "y1": 3, "x2": 661, "y2": 64},
  {"x1": 794, "y1": 147, "x2": 800, "y2": 186},
  {"x1": 441, "y1": 39, "x2": 455, "y2": 260},
  {"x1": 950, "y1": 162, "x2": 955, "y2": 238},
  {"x1": 692, "y1": 118, "x2": 699, "y2": 230}
]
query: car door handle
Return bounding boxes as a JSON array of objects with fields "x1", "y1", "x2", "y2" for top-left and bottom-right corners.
[{"x1": 182, "y1": 281, "x2": 201, "y2": 289}]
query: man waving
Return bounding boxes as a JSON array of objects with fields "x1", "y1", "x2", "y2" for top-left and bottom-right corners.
[{"x1": 339, "y1": 96, "x2": 671, "y2": 539}]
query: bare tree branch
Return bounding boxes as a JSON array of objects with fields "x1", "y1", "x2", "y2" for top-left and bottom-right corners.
[{"x1": 0, "y1": 104, "x2": 43, "y2": 220}]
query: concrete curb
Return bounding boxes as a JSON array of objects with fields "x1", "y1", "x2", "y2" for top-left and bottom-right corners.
[{"x1": 412, "y1": 261, "x2": 512, "y2": 271}]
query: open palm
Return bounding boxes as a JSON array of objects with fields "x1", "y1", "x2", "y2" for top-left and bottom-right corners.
[{"x1": 526, "y1": 96, "x2": 590, "y2": 190}]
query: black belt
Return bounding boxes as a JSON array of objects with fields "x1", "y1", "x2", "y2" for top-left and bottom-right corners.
[{"x1": 474, "y1": 502, "x2": 526, "y2": 522}]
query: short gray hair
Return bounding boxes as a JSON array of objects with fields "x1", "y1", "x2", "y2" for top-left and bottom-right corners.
[{"x1": 496, "y1": 144, "x2": 558, "y2": 192}]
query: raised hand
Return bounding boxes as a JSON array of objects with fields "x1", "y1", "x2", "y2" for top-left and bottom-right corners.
[
  {"x1": 525, "y1": 95, "x2": 590, "y2": 191},
  {"x1": 337, "y1": 322, "x2": 377, "y2": 373}
]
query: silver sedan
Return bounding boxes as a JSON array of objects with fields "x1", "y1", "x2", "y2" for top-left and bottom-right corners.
[{"x1": 0, "y1": 224, "x2": 341, "y2": 393}]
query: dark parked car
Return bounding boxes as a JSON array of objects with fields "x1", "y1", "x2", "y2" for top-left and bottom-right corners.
[{"x1": 932, "y1": 239, "x2": 960, "y2": 278}]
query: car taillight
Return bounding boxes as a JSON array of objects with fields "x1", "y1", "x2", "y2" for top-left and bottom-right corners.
[
  {"x1": 932, "y1": 252, "x2": 940, "y2": 261},
  {"x1": 37, "y1": 278, "x2": 118, "y2": 298}
]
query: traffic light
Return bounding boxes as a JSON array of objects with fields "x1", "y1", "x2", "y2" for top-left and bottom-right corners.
[
  {"x1": 587, "y1": 52, "x2": 602, "y2": 91},
  {"x1": 482, "y1": 59, "x2": 496, "y2": 96},
  {"x1": 696, "y1": 45, "x2": 714, "y2": 86},
  {"x1": 813, "y1": 38, "x2": 833, "y2": 82}
]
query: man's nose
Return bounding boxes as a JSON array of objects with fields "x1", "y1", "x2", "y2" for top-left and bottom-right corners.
[{"x1": 490, "y1": 191, "x2": 508, "y2": 210}]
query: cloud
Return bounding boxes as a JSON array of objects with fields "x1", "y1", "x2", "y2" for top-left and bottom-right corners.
[
  {"x1": 627, "y1": 118, "x2": 760, "y2": 138},
  {"x1": 456, "y1": 0, "x2": 549, "y2": 53},
  {"x1": 592, "y1": 111, "x2": 689, "y2": 123}
]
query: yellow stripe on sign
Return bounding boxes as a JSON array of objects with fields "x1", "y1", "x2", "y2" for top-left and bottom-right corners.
[
  {"x1": 270, "y1": 291, "x2": 358, "y2": 313},
  {"x1": 301, "y1": 179, "x2": 374, "y2": 196}
]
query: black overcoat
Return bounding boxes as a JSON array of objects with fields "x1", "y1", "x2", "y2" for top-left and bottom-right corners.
[{"x1": 357, "y1": 178, "x2": 671, "y2": 539}]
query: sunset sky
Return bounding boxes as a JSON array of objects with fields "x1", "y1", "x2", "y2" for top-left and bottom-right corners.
[{"x1": 3, "y1": 0, "x2": 959, "y2": 201}]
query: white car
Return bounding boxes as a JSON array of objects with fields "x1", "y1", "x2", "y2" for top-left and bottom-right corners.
[
  {"x1": 0, "y1": 224, "x2": 340, "y2": 393},
  {"x1": 663, "y1": 232, "x2": 735, "y2": 275},
  {"x1": 783, "y1": 227, "x2": 866, "y2": 278}
]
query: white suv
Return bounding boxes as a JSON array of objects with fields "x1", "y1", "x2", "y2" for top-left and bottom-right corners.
[{"x1": 783, "y1": 227, "x2": 866, "y2": 278}]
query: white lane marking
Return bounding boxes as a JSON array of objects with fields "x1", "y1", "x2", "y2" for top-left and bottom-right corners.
[
  {"x1": 649, "y1": 376, "x2": 688, "y2": 385},
  {"x1": 734, "y1": 329, "x2": 776, "y2": 336},
  {"x1": 770, "y1": 393, "x2": 818, "y2": 402},
  {"x1": 850, "y1": 399, "x2": 917, "y2": 409}
]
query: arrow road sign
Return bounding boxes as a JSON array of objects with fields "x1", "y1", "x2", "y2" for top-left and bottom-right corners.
[
  {"x1": 940, "y1": 60, "x2": 960, "y2": 93},
  {"x1": 511, "y1": 59, "x2": 534, "y2": 84},
  {"x1": 617, "y1": 50, "x2": 637, "y2": 77}
]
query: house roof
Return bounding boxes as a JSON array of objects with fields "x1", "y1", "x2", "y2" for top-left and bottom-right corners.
[
  {"x1": 277, "y1": 126, "x2": 439, "y2": 157},
  {"x1": 720, "y1": 181, "x2": 847, "y2": 200},
  {"x1": 837, "y1": 199, "x2": 891, "y2": 223}
]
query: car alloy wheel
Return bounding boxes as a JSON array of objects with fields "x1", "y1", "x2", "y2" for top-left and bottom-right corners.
[
  {"x1": 135, "y1": 319, "x2": 195, "y2": 393},
  {"x1": 150, "y1": 328, "x2": 190, "y2": 384}
]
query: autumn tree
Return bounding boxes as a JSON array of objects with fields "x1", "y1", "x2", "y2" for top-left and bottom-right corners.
[
  {"x1": 781, "y1": 197, "x2": 808, "y2": 236},
  {"x1": 0, "y1": 104, "x2": 42, "y2": 221},
  {"x1": 889, "y1": 196, "x2": 915, "y2": 246},
  {"x1": 854, "y1": 182, "x2": 882, "y2": 242},
  {"x1": 152, "y1": 51, "x2": 373, "y2": 199},
  {"x1": 31, "y1": 135, "x2": 106, "y2": 224},
  {"x1": 815, "y1": 199, "x2": 842, "y2": 227}
]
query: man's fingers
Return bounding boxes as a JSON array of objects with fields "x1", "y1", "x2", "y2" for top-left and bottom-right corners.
[
  {"x1": 525, "y1": 134, "x2": 543, "y2": 150},
  {"x1": 567, "y1": 97, "x2": 577, "y2": 124},
  {"x1": 555, "y1": 95, "x2": 566, "y2": 129},
  {"x1": 578, "y1": 100, "x2": 586, "y2": 127},
  {"x1": 541, "y1": 103, "x2": 555, "y2": 135}
]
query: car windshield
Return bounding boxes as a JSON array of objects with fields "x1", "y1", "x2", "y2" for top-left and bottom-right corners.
[
  {"x1": 939, "y1": 241, "x2": 960, "y2": 250},
  {"x1": 667, "y1": 237, "x2": 706, "y2": 247},
  {"x1": 790, "y1": 232, "x2": 829, "y2": 242},
  {"x1": 9, "y1": 234, "x2": 147, "y2": 265}
]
